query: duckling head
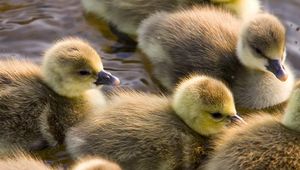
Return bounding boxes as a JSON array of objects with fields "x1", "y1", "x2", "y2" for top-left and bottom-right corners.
[
  {"x1": 282, "y1": 81, "x2": 300, "y2": 132},
  {"x1": 237, "y1": 13, "x2": 288, "y2": 81},
  {"x1": 42, "y1": 37, "x2": 120, "y2": 97},
  {"x1": 172, "y1": 75, "x2": 244, "y2": 136}
]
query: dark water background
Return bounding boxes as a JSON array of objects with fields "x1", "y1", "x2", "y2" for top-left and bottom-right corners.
[{"x1": 0, "y1": 0, "x2": 299, "y2": 168}]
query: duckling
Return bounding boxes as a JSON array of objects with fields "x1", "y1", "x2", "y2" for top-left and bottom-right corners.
[
  {"x1": 204, "y1": 83, "x2": 300, "y2": 170},
  {"x1": 81, "y1": 0, "x2": 260, "y2": 36},
  {"x1": 72, "y1": 157, "x2": 122, "y2": 170},
  {"x1": 138, "y1": 7, "x2": 294, "y2": 114},
  {"x1": 66, "y1": 75, "x2": 244, "y2": 170},
  {"x1": 0, "y1": 37, "x2": 120, "y2": 153}
]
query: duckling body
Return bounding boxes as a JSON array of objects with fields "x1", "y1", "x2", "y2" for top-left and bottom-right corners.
[
  {"x1": 67, "y1": 93, "x2": 210, "y2": 170},
  {"x1": 0, "y1": 38, "x2": 119, "y2": 153},
  {"x1": 138, "y1": 7, "x2": 294, "y2": 114},
  {"x1": 66, "y1": 75, "x2": 241, "y2": 170},
  {"x1": 0, "y1": 60, "x2": 87, "y2": 151},
  {"x1": 204, "y1": 84, "x2": 300, "y2": 170},
  {"x1": 81, "y1": 0, "x2": 260, "y2": 36},
  {"x1": 205, "y1": 114, "x2": 300, "y2": 170}
]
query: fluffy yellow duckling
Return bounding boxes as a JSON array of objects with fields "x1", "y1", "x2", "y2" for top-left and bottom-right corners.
[
  {"x1": 66, "y1": 75, "x2": 244, "y2": 170},
  {"x1": 81, "y1": 0, "x2": 260, "y2": 36},
  {"x1": 204, "y1": 82, "x2": 300, "y2": 170},
  {"x1": 0, "y1": 37, "x2": 120, "y2": 154},
  {"x1": 138, "y1": 6, "x2": 294, "y2": 114}
]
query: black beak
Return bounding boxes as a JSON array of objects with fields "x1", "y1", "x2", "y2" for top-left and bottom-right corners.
[
  {"x1": 94, "y1": 70, "x2": 120, "y2": 86},
  {"x1": 230, "y1": 114, "x2": 246, "y2": 124},
  {"x1": 266, "y1": 59, "x2": 288, "y2": 82}
]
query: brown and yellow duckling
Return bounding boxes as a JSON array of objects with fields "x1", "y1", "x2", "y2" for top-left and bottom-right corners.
[
  {"x1": 66, "y1": 75, "x2": 244, "y2": 170},
  {"x1": 138, "y1": 6, "x2": 294, "y2": 115},
  {"x1": 204, "y1": 83, "x2": 300, "y2": 170},
  {"x1": 0, "y1": 37, "x2": 120, "y2": 154}
]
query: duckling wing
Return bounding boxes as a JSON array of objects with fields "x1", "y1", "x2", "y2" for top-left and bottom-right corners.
[
  {"x1": 67, "y1": 93, "x2": 209, "y2": 169},
  {"x1": 0, "y1": 60, "x2": 41, "y2": 91},
  {"x1": 0, "y1": 60, "x2": 47, "y2": 149}
]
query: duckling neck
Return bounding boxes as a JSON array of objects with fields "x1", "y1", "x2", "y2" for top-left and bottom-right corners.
[
  {"x1": 231, "y1": 66, "x2": 294, "y2": 110},
  {"x1": 172, "y1": 101, "x2": 210, "y2": 136},
  {"x1": 42, "y1": 92, "x2": 88, "y2": 144},
  {"x1": 233, "y1": 40, "x2": 294, "y2": 109},
  {"x1": 41, "y1": 69, "x2": 85, "y2": 98},
  {"x1": 282, "y1": 89, "x2": 300, "y2": 132},
  {"x1": 43, "y1": 79, "x2": 84, "y2": 98}
]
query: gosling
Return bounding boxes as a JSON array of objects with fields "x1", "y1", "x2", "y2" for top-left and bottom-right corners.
[
  {"x1": 81, "y1": 0, "x2": 260, "y2": 36},
  {"x1": 204, "y1": 83, "x2": 300, "y2": 170},
  {"x1": 138, "y1": 7, "x2": 294, "y2": 114},
  {"x1": 66, "y1": 75, "x2": 244, "y2": 170},
  {"x1": 0, "y1": 37, "x2": 120, "y2": 154}
]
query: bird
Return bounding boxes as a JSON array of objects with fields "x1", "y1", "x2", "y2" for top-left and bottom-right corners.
[
  {"x1": 203, "y1": 82, "x2": 300, "y2": 170},
  {"x1": 0, "y1": 37, "x2": 120, "y2": 154},
  {"x1": 81, "y1": 0, "x2": 260, "y2": 36},
  {"x1": 138, "y1": 6, "x2": 295, "y2": 115},
  {"x1": 65, "y1": 75, "x2": 244, "y2": 170}
]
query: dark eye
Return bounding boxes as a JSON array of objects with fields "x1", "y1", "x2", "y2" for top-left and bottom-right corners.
[
  {"x1": 211, "y1": 112, "x2": 224, "y2": 120},
  {"x1": 254, "y1": 47, "x2": 264, "y2": 56},
  {"x1": 78, "y1": 70, "x2": 91, "y2": 76}
]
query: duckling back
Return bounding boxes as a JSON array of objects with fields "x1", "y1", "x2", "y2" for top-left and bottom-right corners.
[
  {"x1": 138, "y1": 6, "x2": 294, "y2": 114},
  {"x1": 0, "y1": 59, "x2": 88, "y2": 152},
  {"x1": 0, "y1": 60, "x2": 41, "y2": 90},
  {"x1": 204, "y1": 114, "x2": 300, "y2": 170},
  {"x1": 138, "y1": 7, "x2": 240, "y2": 89},
  {"x1": 0, "y1": 60, "x2": 49, "y2": 150},
  {"x1": 66, "y1": 91, "x2": 211, "y2": 170}
]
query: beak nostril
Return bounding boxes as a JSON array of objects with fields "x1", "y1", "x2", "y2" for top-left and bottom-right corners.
[{"x1": 103, "y1": 75, "x2": 110, "y2": 80}]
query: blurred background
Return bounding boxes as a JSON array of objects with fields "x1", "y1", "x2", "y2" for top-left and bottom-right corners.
[{"x1": 0, "y1": 0, "x2": 299, "y2": 168}]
